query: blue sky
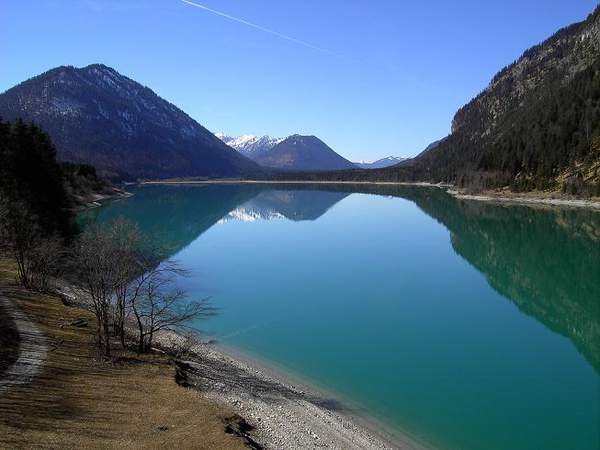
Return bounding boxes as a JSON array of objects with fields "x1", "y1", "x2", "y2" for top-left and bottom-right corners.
[{"x1": 1, "y1": 1, "x2": 597, "y2": 161}]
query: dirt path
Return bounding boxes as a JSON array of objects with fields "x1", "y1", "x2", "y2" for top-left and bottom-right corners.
[{"x1": 0, "y1": 293, "x2": 48, "y2": 395}]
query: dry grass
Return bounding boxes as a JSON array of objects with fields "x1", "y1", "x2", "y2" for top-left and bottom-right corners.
[{"x1": 0, "y1": 260, "x2": 246, "y2": 450}]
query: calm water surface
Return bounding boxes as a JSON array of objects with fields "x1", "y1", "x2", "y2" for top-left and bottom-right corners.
[{"x1": 81, "y1": 184, "x2": 600, "y2": 450}]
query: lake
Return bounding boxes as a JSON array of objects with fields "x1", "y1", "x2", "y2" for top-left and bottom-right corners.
[{"x1": 81, "y1": 183, "x2": 600, "y2": 450}]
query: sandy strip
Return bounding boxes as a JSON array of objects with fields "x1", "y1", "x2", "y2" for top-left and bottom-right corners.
[{"x1": 0, "y1": 294, "x2": 48, "y2": 395}]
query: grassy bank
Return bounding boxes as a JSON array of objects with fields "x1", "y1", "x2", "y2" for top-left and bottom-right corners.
[{"x1": 0, "y1": 260, "x2": 248, "y2": 450}]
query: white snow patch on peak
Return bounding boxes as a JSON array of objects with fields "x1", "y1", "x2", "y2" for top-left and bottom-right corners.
[
  {"x1": 216, "y1": 133, "x2": 286, "y2": 155},
  {"x1": 216, "y1": 133, "x2": 257, "y2": 145},
  {"x1": 231, "y1": 134, "x2": 259, "y2": 147}
]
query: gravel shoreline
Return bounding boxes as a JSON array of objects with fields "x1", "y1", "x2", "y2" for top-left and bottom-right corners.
[
  {"x1": 448, "y1": 190, "x2": 600, "y2": 209},
  {"x1": 171, "y1": 339, "x2": 427, "y2": 450}
]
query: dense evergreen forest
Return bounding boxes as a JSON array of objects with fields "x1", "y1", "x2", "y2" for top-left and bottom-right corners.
[
  {"x1": 0, "y1": 119, "x2": 77, "y2": 240},
  {"x1": 0, "y1": 119, "x2": 114, "y2": 240},
  {"x1": 415, "y1": 57, "x2": 600, "y2": 195}
]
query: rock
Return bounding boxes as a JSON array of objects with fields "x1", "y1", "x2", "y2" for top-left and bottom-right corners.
[
  {"x1": 223, "y1": 414, "x2": 263, "y2": 450},
  {"x1": 59, "y1": 293, "x2": 77, "y2": 307},
  {"x1": 69, "y1": 318, "x2": 88, "y2": 328}
]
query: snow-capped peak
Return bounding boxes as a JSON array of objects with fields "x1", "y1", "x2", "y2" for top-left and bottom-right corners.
[
  {"x1": 217, "y1": 132, "x2": 257, "y2": 145},
  {"x1": 216, "y1": 132, "x2": 285, "y2": 156}
]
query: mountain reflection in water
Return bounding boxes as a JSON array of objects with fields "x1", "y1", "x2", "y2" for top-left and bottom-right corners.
[{"x1": 81, "y1": 183, "x2": 600, "y2": 374}]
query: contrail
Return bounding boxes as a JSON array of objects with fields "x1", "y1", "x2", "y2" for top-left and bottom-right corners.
[
  {"x1": 180, "y1": 0, "x2": 340, "y2": 57},
  {"x1": 180, "y1": 0, "x2": 439, "y2": 91}
]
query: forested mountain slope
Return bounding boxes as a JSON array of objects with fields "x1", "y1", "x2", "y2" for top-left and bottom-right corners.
[
  {"x1": 274, "y1": 6, "x2": 600, "y2": 195},
  {"x1": 0, "y1": 64, "x2": 263, "y2": 180}
]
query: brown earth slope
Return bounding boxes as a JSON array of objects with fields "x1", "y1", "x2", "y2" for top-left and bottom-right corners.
[{"x1": 0, "y1": 260, "x2": 247, "y2": 450}]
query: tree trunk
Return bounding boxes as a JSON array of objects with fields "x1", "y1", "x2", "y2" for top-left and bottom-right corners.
[
  {"x1": 134, "y1": 312, "x2": 144, "y2": 354},
  {"x1": 95, "y1": 313, "x2": 103, "y2": 352},
  {"x1": 102, "y1": 312, "x2": 111, "y2": 358},
  {"x1": 114, "y1": 309, "x2": 126, "y2": 349},
  {"x1": 147, "y1": 329, "x2": 154, "y2": 352}
]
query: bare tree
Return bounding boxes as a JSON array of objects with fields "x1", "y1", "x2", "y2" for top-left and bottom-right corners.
[
  {"x1": 74, "y1": 217, "x2": 214, "y2": 358},
  {"x1": 107, "y1": 218, "x2": 151, "y2": 348},
  {"x1": 0, "y1": 203, "x2": 64, "y2": 292},
  {"x1": 130, "y1": 262, "x2": 215, "y2": 353},
  {"x1": 4, "y1": 206, "x2": 40, "y2": 287},
  {"x1": 74, "y1": 220, "x2": 127, "y2": 357},
  {"x1": 27, "y1": 237, "x2": 64, "y2": 292}
]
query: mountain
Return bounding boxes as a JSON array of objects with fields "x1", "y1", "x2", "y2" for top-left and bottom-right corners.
[
  {"x1": 411, "y1": 6, "x2": 600, "y2": 194},
  {"x1": 216, "y1": 133, "x2": 355, "y2": 172},
  {"x1": 216, "y1": 133, "x2": 284, "y2": 158},
  {"x1": 276, "y1": 6, "x2": 600, "y2": 196},
  {"x1": 0, "y1": 64, "x2": 263, "y2": 180},
  {"x1": 253, "y1": 134, "x2": 356, "y2": 171},
  {"x1": 411, "y1": 138, "x2": 445, "y2": 159},
  {"x1": 354, "y1": 156, "x2": 407, "y2": 169}
]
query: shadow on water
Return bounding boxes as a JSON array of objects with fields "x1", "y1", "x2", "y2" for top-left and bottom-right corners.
[
  {"x1": 315, "y1": 183, "x2": 600, "y2": 374},
  {"x1": 400, "y1": 186, "x2": 600, "y2": 375},
  {"x1": 330, "y1": 184, "x2": 600, "y2": 375},
  {"x1": 82, "y1": 183, "x2": 600, "y2": 374}
]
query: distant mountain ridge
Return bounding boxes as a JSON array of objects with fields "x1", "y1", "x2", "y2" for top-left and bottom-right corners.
[
  {"x1": 255, "y1": 135, "x2": 355, "y2": 171},
  {"x1": 218, "y1": 133, "x2": 355, "y2": 171},
  {"x1": 354, "y1": 156, "x2": 407, "y2": 169},
  {"x1": 0, "y1": 64, "x2": 262, "y2": 180}
]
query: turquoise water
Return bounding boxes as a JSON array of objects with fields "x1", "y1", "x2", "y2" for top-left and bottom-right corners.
[{"x1": 81, "y1": 184, "x2": 600, "y2": 450}]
